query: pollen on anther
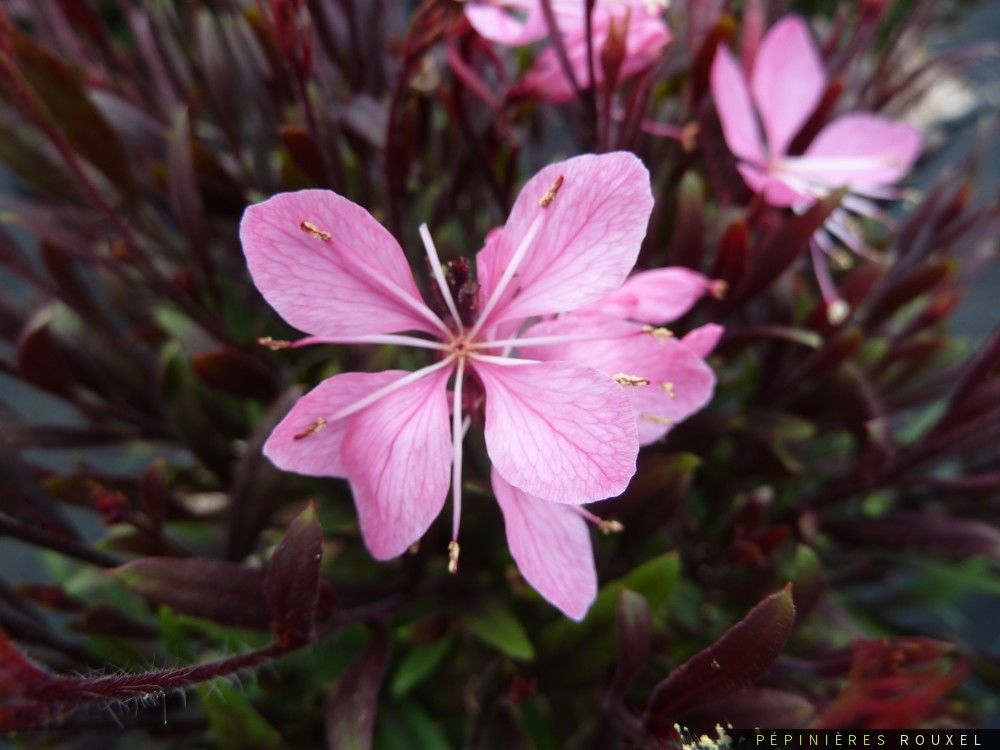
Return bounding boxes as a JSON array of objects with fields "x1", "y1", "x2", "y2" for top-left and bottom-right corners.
[
  {"x1": 661, "y1": 381, "x2": 677, "y2": 399},
  {"x1": 642, "y1": 325, "x2": 674, "y2": 339},
  {"x1": 613, "y1": 373, "x2": 650, "y2": 387},
  {"x1": 258, "y1": 336, "x2": 292, "y2": 350},
  {"x1": 538, "y1": 175, "x2": 564, "y2": 207},
  {"x1": 599, "y1": 519, "x2": 624, "y2": 535},
  {"x1": 447, "y1": 540, "x2": 460, "y2": 574},
  {"x1": 640, "y1": 413, "x2": 674, "y2": 426},
  {"x1": 300, "y1": 220, "x2": 332, "y2": 242},
  {"x1": 293, "y1": 418, "x2": 326, "y2": 440}
]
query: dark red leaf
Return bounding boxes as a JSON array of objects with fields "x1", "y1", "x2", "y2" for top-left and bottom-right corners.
[
  {"x1": 726, "y1": 190, "x2": 843, "y2": 309},
  {"x1": 191, "y1": 347, "x2": 276, "y2": 400},
  {"x1": 827, "y1": 513, "x2": 1000, "y2": 559},
  {"x1": 2, "y1": 24, "x2": 133, "y2": 195},
  {"x1": 710, "y1": 219, "x2": 748, "y2": 290},
  {"x1": 680, "y1": 687, "x2": 816, "y2": 730},
  {"x1": 644, "y1": 586, "x2": 795, "y2": 735},
  {"x1": 667, "y1": 172, "x2": 705, "y2": 269},
  {"x1": 112, "y1": 557, "x2": 269, "y2": 630},
  {"x1": 265, "y1": 503, "x2": 324, "y2": 645},
  {"x1": 609, "y1": 588, "x2": 653, "y2": 700},
  {"x1": 16, "y1": 310, "x2": 75, "y2": 396},
  {"x1": 325, "y1": 627, "x2": 390, "y2": 750}
]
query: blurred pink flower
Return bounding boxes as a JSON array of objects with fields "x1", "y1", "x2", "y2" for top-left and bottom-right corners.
[
  {"x1": 240, "y1": 152, "x2": 716, "y2": 618},
  {"x1": 710, "y1": 15, "x2": 922, "y2": 321},
  {"x1": 464, "y1": 0, "x2": 671, "y2": 103}
]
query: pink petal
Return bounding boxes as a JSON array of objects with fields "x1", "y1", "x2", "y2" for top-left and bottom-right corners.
[
  {"x1": 577, "y1": 267, "x2": 713, "y2": 324},
  {"x1": 710, "y1": 45, "x2": 765, "y2": 164},
  {"x1": 264, "y1": 370, "x2": 403, "y2": 477},
  {"x1": 738, "y1": 162, "x2": 812, "y2": 208},
  {"x1": 518, "y1": 319, "x2": 716, "y2": 445},
  {"x1": 681, "y1": 323, "x2": 724, "y2": 357},
  {"x1": 240, "y1": 190, "x2": 439, "y2": 337},
  {"x1": 475, "y1": 359, "x2": 638, "y2": 502},
  {"x1": 340, "y1": 367, "x2": 453, "y2": 560},
  {"x1": 476, "y1": 153, "x2": 653, "y2": 327},
  {"x1": 492, "y1": 469, "x2": 596, "y2": 620},
  {"x1": 751, "y1": 15, "x2": 825, "y2": 157},
  {"x1": 522, "y1": 10, "x2": 669, "y2": 103},
  {"x1": 464, "y1": 0, "x2": 549, "y2": 46},
  {"x1": 794, "y1": 113, "x2": 922, "y2": 189}
]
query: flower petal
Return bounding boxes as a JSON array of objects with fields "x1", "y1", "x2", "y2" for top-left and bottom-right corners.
[
  {"x1": 476, "y1": 153, "x2": 653, "y2": 327},
  {"x1": 738, "y1": 163, "x2": 813, "y2": 208},
  {"x1": 517, "y1": 319, "x2": 716, "y2": 445},
  {"x1": 710, "y1": 45, "x2": 766, "y2": 164},
  {"x1": 522, "y1": 11, "x2": 670, "y2": 103},
  {"x1": 492, "y1": 469, "x2": 597, "y2": 621},
  {"x1": 464, "y1": 0, "x2": 550, "y2": 45},
  {"x1": 681, "y1": 323, "x2": 724, "y2": 358},
  {"x1": 240, "y1": 189, "x2": 440, "y2": 337},
  {"x1": 475, "y1": 359, "x2": 638, "y2": 502},
  {"x1": 751, "y1": 15, "x2": 825, "y2": 157},
  {"x1": 576, "y1": 267, "x2": 714, "y2": 324},
  {"x1": 264, "y1": 370, "x2": 404, "y2": 477},
  {"x1": 341, "y1": 367, "x2": 452, "y2": 560},
  {"x1": 793, "y1": 114, "x2": 922, "y2": 189}
]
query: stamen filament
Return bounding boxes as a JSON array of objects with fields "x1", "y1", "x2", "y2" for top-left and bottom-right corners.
[
  {"x1": 367, "y1": 272, "x2": 451, "y2": 337},
  {"x1": 473, "y1": 330, "x2": 634, "y2": 350},
  {"x1": 450, "y1": 358, "x2": 465, "y2": 546},
  {"x1": 469, "y1": 214, "x2": 545, "y2": 338},
  {"x1": 468, "y1": 353, "x2": 540, "y2": 367},
  {"x1": 573, "y1": 506, "x2": 625, "y2": 534},
  {"x1": 328, "y1": 356, "x2": 455, "y2": 423},
  {"x1": 283, "y1": 334, "x2": 450, "y2": 352},
  {"x1": 419, "y1": 223, "x2": 464, "y2": 334}
]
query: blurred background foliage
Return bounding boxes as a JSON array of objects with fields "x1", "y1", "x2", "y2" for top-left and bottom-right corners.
[{"x1": 0, "y1": 0, "x2": 996, "y2": 747}]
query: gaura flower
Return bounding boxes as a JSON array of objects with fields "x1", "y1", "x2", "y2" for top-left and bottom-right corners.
[
  {"x1": 463, "y1": 0, "x2": 671, "y2": 103},
  {"x1": 710, "y1": 15, "x2": 922, "y2": 321},
  {"x1": 240, "y1": 152, "x2": 717, "y2": 619}
]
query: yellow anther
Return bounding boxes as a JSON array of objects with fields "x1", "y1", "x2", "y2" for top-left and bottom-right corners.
[
  {"x1": 447, "y1": 541, "x2": 460, "y2": 574},
  {"x1": 661, "y1": 381, "x2": 677, "y2": 399},
  {"x1": 293, "y1": 418, "x2": 326, "y2": 440},
  {"x1": 300, "y1": 221, "x2": 332, "y2": 242},
  {"x1": 538, "y1": 175, "x2": 564, "y2": 207},
  {"x1": 613, "y1": 373, "x2": 650, "y2": 387},
  {"x1": 640, "y1": 413, "x2": 674, "y2": 426},
  {"x1": 258, "y1": 336, "x2": 292, "y2": 350},
  {"x1": 598, "y1": 519, "x2": 624, "y2": 535},
  {"x1": 642, "y1": 325, "x2": 674, "y2": 339}
]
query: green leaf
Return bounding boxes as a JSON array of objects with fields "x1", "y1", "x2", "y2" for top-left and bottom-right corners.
[
  {"x1": 538, "y1": 552, "x2": 680, "y2": 684},
  {"x1": 464, "y1": 604, "x2": 534, "y2": 661},
  {"x1": 389, "y1": 636, "x2": 453, "y2": 697},
  {"x1": 198, "y1": 679, "x2": 284, "y2": 750}
]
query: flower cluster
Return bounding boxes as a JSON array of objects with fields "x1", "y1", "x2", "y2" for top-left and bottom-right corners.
[{"x1": 0, "y1": 0, "x2": 993, "y2": 742}]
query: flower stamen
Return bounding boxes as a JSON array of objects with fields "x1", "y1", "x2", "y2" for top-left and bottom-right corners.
[
  {"x1": 258, "y1": 336, "x2": 292, "y2": 350},
  {"x1": 299, "y1": 221, "x2": 332, "y2": 242},
  {"x1": 613, "y1": 373, "x2": 650, "y2": 386},
  {"x1": 293, "y1": 418, "x2": 326, "y2": 440},
  {"x1": 640, "y1": 413, "x2": 673, "y2": 426},
  {"x1": 642, "y1": 325, "x2": 674, "y2": 339},
  {"x1": 448, "y1": 540, "x2": 460, "y2": 574},
  {"x1": 661, "y1": 381, "x2": 676, "y2": 398},
  {"x1": 538, "y1": 174, "x2": 564, "y2": 207}
]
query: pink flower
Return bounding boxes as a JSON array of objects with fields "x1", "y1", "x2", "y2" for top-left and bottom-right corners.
[
  {"x1": 710, "y1": 15, "x2": 922, "y2": 321},
  {"x1": 239, "y1": 153, "x2": 717, "y2": 619},
  {"x1": 464, "y1": 0, "x2": 671, "y2": 103}
]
